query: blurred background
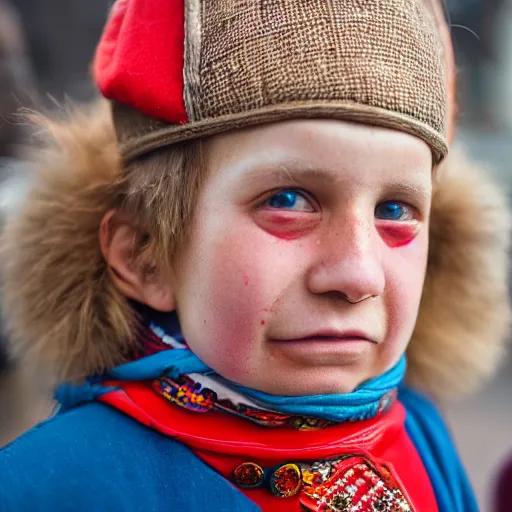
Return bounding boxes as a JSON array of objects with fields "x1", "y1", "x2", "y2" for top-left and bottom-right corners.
[{"x1": 0, "y1": 1, "x2": 511, "y2": 510}]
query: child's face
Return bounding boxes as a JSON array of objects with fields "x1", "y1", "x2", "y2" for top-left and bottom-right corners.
[{"x1": 171, "y1": 120, "x2": 432, "y2": 395}]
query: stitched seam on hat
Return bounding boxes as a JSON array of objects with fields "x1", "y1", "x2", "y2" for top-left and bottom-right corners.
[{"x1": 183, "y1": 0, "x2": 202, "y2": 122}]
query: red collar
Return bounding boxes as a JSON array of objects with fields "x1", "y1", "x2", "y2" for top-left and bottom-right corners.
[{"x1": 100, "y1": 380, "x2": 438, "y2": 511}]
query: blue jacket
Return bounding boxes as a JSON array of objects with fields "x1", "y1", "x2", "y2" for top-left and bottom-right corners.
[{"x1": 0, "y1": 402, "x2": 258, "y2": 512}]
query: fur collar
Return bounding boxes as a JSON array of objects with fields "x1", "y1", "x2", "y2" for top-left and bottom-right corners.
[{"x1": 1, "y1": 101, "x2": 510, "y2": 400}]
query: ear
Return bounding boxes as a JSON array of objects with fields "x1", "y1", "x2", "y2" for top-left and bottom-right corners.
[{"x1": 99, "y1": 210, "x2": 176, "y2": 312}]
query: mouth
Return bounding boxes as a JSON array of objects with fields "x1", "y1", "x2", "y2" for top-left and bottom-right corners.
[
  {"x1": 271, "y1": 330, "x2": 378, "y2": 344},
  {"x1": 267, "y1": 329, "x2": 377, "y2": 366}
]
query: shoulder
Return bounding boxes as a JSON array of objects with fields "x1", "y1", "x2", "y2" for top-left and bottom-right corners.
[{"x1": 0, "y1": 402, "x2": 258, "y2": 512}]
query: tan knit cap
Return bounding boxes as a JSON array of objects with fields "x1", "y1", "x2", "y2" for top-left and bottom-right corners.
[{"x1": 95, "y1": 0, "x2": 448, "y2": 163}]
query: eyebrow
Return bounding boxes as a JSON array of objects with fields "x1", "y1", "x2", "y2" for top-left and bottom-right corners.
[
  {"x1": 379, "y1": 181, "x2": 431, "y2": 203},
  {"x1": 241, "y1": 160, "x2": 431, "y2": 200},
  {"x1": 242, "y1": 161, "x2": 341, "y2": 187}
]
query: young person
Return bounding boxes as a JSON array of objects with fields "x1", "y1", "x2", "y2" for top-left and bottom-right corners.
[{"x1": 0, "y1": 1, "x2": 509, "y2": 511}]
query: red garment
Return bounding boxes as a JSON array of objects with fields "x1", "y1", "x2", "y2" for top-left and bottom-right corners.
[{"x1": 99, "y1": 381, "x2": 438, "y2": 511}]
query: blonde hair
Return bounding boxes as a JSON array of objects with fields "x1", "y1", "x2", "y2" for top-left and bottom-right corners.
[{"x1": 120, "y1": 143, "x2": 204, "y2": 279}]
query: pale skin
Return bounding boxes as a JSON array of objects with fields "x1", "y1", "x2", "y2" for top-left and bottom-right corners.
[{"x1": 101, "y1": 120, "x2": 432, "y2": 396}]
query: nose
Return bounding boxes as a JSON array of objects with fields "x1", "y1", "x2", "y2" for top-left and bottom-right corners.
[{"x1": 307, "y1": 214, "x2": 385, "y2": 303}]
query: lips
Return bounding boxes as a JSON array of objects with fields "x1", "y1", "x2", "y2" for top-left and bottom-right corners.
[{"x1": 271, "y1": 330, "x2": 377, "y2": 344}]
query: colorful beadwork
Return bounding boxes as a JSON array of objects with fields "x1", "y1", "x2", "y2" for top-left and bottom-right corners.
[
  {"x1": 153, "y1": 374, "x2": 337, "y2": 430},
  {"x1": 233, "y1": 462, "x2": 265, "y2": 489},
  {"x1": 270, "y1": 463, "x2": 303, "y2": 498},
  {"x1": 300, "y1": 457, "x2": 413, "y2": 512},
  {"x1": 231, "y1": 455, "x2": 413, "y2": 511},
  {"x1": 153, "y1": 376, "x2": 216, "y2": 413}
]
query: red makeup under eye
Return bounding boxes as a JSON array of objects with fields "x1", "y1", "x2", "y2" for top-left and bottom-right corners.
[
  {"x1": 255, "y1": 211, "x2": 320, "y2": 240},
  {"x1": 377, "y1": 221, "x2": 420, "y2": 248}
]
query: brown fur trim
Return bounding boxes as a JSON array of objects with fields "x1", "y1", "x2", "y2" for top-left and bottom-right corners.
[
  {"x1": 407, "y1": 149, "x2": 511, "y2": 399},
  {"x1": 1, "y1": 101, "x2": 137, "y2": 384},
  {"x1": 1, "y1": 102, "x2": 510, "y2": 398}
]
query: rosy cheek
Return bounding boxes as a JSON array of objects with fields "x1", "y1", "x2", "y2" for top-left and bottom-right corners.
[
  {"x1": 377, "y1": 221, "x2": 420, "y2": 248},
  {"x1": 253, "y1": 211, "x2": 320, "y2": 240}
]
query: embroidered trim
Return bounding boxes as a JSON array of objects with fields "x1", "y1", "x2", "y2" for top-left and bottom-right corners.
[{"x1": 152, "y1": 375, "x2": 337, "y2": 430}]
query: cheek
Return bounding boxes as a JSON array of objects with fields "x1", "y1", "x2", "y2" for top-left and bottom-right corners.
[
  {"x1": 175, "y1": 217, "x2": 305, "y2": 376},
  {"x1": 384, "y1": 232, "x2": 428, "y2": 341}
]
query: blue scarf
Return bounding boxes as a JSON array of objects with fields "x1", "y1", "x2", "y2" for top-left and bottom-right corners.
[
  {"x1": 56, "y1": 310, "x2": 478, "y2": 512},
  {"x1": 105, "y1": 349, "x2": 405, "y2": 423}
]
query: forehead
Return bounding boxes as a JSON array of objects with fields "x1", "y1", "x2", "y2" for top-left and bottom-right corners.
[{"x1": 204, "y1": 120, "x2": 433, "y2": 189}]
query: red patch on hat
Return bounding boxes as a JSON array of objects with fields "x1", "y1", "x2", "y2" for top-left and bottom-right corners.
[{"x1": 94, "y1": 0, "x2": 188, "y2": 125}]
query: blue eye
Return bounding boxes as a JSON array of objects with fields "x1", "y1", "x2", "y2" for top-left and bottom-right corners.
[
  {"x1": 375, "y1": 201, "x2": 413, "y2": 221},
  {"x1": 266, "y1": 190, "x2": 314, "y2": 212}
]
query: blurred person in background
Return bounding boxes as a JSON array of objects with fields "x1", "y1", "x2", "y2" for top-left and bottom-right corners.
[
  {"x1": 495, "y1": 457, "x2": 512, "y2": 511},
  {"x1": 447, "y1": 0, "x2": 506, "y2": 129}
]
